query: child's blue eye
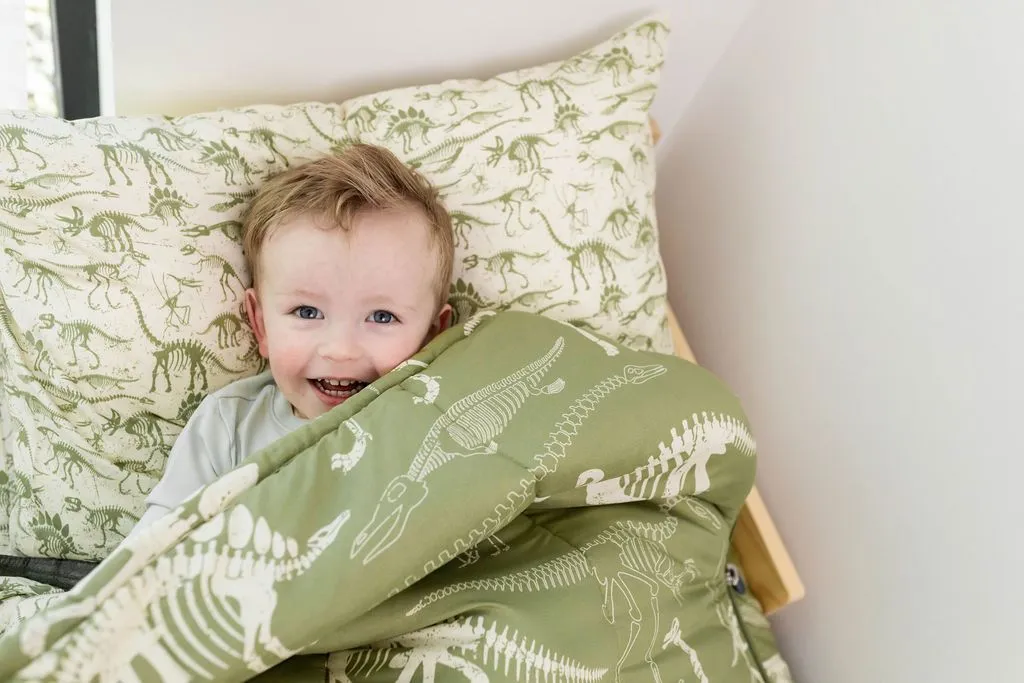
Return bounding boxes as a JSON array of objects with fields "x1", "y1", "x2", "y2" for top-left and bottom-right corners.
[
  {"x1": 369, "y1": 310, "x2": 395, "y2": 324},
  {"x1": 294, "y1": 306, "x2": 323, "y2": 320}
]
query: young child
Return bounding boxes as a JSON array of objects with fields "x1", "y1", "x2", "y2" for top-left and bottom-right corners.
[{"x1": 130, "y1": 144, "x2": 454, "y2": 535}]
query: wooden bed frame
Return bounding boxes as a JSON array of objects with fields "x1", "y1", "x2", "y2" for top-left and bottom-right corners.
[{"x1": 651, "y1": 119, "x2": 804, "y2": 614}]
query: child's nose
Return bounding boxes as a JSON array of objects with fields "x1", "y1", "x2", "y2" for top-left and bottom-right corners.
[{"x1": 318, "y1": 329, "x2": 360, "y2": 362}]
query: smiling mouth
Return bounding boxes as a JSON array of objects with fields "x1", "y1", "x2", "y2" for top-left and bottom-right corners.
[{"x1": 310, "y1": 378, "x2": 368, "y2": 399}]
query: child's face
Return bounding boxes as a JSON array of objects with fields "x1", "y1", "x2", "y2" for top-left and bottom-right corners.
[{"x1": 244, "y1": 208, "x2": 451, "y2": 420}]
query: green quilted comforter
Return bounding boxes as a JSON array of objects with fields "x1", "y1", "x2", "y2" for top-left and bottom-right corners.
[{"x1": 0, "y1": 311, "x2": 789, "y2": 682}]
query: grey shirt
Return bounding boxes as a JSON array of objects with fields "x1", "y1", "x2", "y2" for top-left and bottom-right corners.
[{"x1": 130, "y1": 370, "x2": 305, "y2": 537}]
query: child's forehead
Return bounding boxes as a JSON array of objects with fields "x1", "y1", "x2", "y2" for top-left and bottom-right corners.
[
  {"x1": 258, "y1": 212, "x2": 439, "y2": 289},
  {"x1": 266, "y1": 206, "x2": 431, "y2": 245}
]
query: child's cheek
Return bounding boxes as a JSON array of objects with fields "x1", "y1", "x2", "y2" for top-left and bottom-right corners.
[
  {"x1": 384, "y1": 336, "x2": 425, "y2": 375},
  {"x1": 267, "y1": 322, "x2": 306, "y2": 366}
]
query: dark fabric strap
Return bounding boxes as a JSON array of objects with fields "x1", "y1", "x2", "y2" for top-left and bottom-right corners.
[{"x1": 0, "y1": 554, "x2": 100, "y2": 590}]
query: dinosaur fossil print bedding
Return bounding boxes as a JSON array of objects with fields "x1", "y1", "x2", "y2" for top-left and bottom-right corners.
[
  {"x1": 0, "y1": 312, "x2": 792, "y2": 682},
  {"x1": 0, "y1": 14, "x2": 673, "y2": 566},
  {"x1": 0, "y1": 13, "x2": 794, "y2": 681}
]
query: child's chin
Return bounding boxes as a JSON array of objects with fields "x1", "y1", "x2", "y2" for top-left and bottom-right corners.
[{"x1": 318, "y1": 397, "x2": 349, "y2": 410}]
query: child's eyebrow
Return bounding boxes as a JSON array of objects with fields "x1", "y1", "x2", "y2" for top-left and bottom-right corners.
[{"x1": 275, "y1": 288, "x2": 322, "y2": 299}]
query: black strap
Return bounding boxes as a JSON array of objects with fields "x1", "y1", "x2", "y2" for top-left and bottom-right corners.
[{"x1": 0, "y1": 554, "x2": 100, "y2": 590}]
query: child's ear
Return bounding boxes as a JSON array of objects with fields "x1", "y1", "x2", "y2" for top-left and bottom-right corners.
[
  {"x1": 434, "y1": 303, "x2": 453, "y2": 333},
  {"x1": 426, "y1": 304, "x2": 453, "y2": 342},
  {"x1": 243, "y1": 288, "x2": 270, "y2": 358}
]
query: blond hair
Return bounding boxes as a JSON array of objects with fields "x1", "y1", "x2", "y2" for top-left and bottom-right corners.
[{"x1": 241, "y1": 144, "x2": 454, "y2": 310}]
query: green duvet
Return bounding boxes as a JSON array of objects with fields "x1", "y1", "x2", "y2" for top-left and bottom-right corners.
[{"x1": 0, "y1": 311, "x2": 789, "y2": 682}]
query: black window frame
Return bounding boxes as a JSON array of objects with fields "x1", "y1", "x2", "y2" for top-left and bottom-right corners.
[{"x1": 51, "y1": 0, "x2": 101, "y2": 120}]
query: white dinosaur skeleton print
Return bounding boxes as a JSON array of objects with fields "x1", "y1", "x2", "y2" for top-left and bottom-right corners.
[
  {"x1": 556, "y1": 319, "x2": 621, "y2": 356},
  {"x1": 407, "y1": 373, "x2": 443, "y2": 405},
  {"x1": 332, "y1": 420, "x2": 373, "y2": 473},
  {"x1": 16, "y1": 499, "x2": 348, "y2": 681},
  {"x1": 454, "y1": 532, "x2": 510, "y2": 568},
  {"x1": 405, "y1": 514, "x2": 700, "y2": 683},
  {"x1": 661, "y1": 617, "x2": 709, "y2": 683},
  {"x1": 529, "y1": 363, "x2": 666, "y2": 483},
  {"x1": 16, "y1": 461, "x2": 264, "y2": 662},
  {"x1": 576, "y1": 412, "x2": 755, "y2": 506},
  {"x1": 406, "y1": 549, "x2": 592, "y2": 616},
  {"x1": 461, "y1": 311, "x2": 497, "y2": 336},
  {"x1": 716, "y1": 597, "x2": 766, "y2": 681},
  {"x1": 351, "y1": 338, "x2": 566, "y2": 565},
  {"x1": 401, "y1": 477, "x2": 537, "y2": 596},
  {"x1": 334, "y1": 616, "x2": 609, "y2": 683},
  {"x1": 762, "y1": 654, "x2": 795, "y2": 683},
  {"x1": 393, "y1": 359, "x2": 429, "y2": 372}
]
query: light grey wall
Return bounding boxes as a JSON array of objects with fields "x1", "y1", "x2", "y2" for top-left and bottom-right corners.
[
  {"x1": 655, "y1": 1, "x2": 1024, "y2": 680},
  {"x1": 1, "y1": 0, "x2": 27, "y2": 109},
  {"x1": 105, "y1": 0, "x2": 754, "y2": 143}
]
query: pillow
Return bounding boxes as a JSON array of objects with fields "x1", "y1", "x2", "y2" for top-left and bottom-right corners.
[
  {"x1": 0, "y1": 13, "x2": 671, "y2": 559},
  {"x1": 0, "y1": 102, "x2": 342, "y2": 558},
  {"x1": 343, "y1": 16, "x2": 673, "y2": 353}
]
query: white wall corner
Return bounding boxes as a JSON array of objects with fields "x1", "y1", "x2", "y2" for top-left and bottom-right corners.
[
  {"x1": 95, "y1": 0, "x2": 116, "y2": 116},
  {"x1": 652, "y1": 0, "x2": 759, "y2": 152},
  {"x1": 1, "y1": 0, "x2": 28, "y2": 110}
]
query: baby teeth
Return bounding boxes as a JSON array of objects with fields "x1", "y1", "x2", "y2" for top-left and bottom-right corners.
[
  {"x1": 320, "y1": 378, "x2": 358, "y2": 387},
  {"x1": 314, "y1": 378, "x2": 366, "y2": 395}
]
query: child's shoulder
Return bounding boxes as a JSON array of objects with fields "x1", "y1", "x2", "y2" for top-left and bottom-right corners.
[
  {"x1": 207, "y1": 370, "x2": 278, "y2": 402},
  {"x1": 186, "y1": 370, "x2": 278, "y2": 426}
]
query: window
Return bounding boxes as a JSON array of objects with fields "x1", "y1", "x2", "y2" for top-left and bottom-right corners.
[{"x1": 8, "y1": 0, "x2": 101, "y2": 119}]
